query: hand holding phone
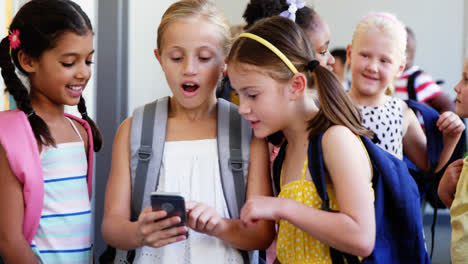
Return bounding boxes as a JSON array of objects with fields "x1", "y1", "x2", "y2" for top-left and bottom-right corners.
[
  {"x1": 151, "y1": 192, "x2": 188, "y2": 235},
  {"x1": 136, "y1": 206, "x2": 188, "y2": 248}
]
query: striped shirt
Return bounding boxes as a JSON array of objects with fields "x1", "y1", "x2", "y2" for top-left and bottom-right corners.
[
  {"x1": 394, "y1": 65, "x2": 442, "y2": 102},
  {"x1": 31, "y1": 118, "x2": 92, "y2": 264}
]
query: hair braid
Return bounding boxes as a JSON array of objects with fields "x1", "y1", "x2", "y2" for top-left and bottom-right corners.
[
  {"x1": 78, "y1": 96, "x2": 103, "y2": 151},
  {"x1": 0, "y1": 36, "x2": 55, "y2": 146}
]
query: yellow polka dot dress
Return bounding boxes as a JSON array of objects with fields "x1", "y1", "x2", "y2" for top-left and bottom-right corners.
[{"x1": 276, "y1": 159, "x2": 341, "y2": 264}]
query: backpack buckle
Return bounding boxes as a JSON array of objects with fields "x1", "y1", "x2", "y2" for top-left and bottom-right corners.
[
  {"x1": 229, "y1": 158, "x2": 244, "y2": 172},
  {"x1": 138, "y1": 145, "x2": 152, "y2": 161}
]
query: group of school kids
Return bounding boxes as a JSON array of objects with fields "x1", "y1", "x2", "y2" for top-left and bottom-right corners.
[{"x1": 1, "y1": 0, "x2": 468, "y2": 263}]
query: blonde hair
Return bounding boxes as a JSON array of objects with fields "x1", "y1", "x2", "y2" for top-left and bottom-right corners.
[
  {"x1": 157, "y1": 0, "x2": 231, "y2": 55},
  {"x1": 230, "y1": 23, "x2": 246, "y2": 39},
  {"x1": 351, "y1": 12, "x2": 407, "y2": 64},
  {"x1": 351, "y1": 13, "x2": 406, "y2": 95}
]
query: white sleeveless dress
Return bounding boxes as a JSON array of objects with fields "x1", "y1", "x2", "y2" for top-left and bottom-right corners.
[{"x1": 133, "y1": 139, "x2": 244, "y2": 264}]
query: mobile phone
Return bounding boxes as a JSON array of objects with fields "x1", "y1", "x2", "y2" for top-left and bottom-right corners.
[{"x1": 150, "y1": 192, "x2": 188, "y2": 235}]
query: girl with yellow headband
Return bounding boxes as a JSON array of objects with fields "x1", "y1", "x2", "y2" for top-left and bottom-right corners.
[{"x1": 228, "y1": 16, "x2": 375, "y2": 264}]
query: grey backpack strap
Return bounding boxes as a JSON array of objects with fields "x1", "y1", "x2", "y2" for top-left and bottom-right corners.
[
  {"x1": 218, "y1": 99, "x2": 242, "y2": 219},
  {"x1": 130, "y1": 97, "x2": 169, "y2": 221},
  {"x1": 230, "y1": 106, "x2": 250, "y2": 264},
  {"x1": 149, "y1": 97, "x2": 169, "y2": 193},
  {"x1": 131, "y1": 101, "x2": 157, "y2": 221},
  {"x1": 229, "y1": 103, "x2": 246, "y2": 215},
  {"x1": 217, "y1": 99, "x2": 252, "y2": 264}
]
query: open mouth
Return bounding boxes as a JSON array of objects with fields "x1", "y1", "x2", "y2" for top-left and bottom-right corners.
[
  {"x1": 67, "y1": 85, "x2": 83, "y2": 91},
  {"x1": 250, "y1": 120, "x2": 260, "y2": 128},
  {"x1": 182, "y1": 83, "x2": 199, "y2": 92},
  {"x1": 66, "y1": 85, "x2": 83, "y2": 96}
]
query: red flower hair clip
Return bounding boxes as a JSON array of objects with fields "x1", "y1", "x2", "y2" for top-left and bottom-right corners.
[{"x1": 9, "y1": 30, "x2": 21, "y2": 49}]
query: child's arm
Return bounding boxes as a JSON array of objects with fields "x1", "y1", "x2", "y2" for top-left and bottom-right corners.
[
  {"x1": 438, "y1": 159, "x2": 464, "y2": 208},
  {"x1": 402, "y1": 104, "x2": 431, "y2": 171},
  {"x1": 241, "y1": 126, "x2": 375, "y2": 257},
  {"x1": 186, "y1": 136, "x2": 275, "y2": 251},
  {"x1": 101, "y1": 118, "x2": 187, "y2": 250},
  {"x1": 0, "y1": 145, "x2": 38, "y2": 262},
  {"x1": 435, "y1": 111, "x2": 465, "y2": 171},
  {"x1": 403, "y1": 105, "x2": 464, "y2": 172}
]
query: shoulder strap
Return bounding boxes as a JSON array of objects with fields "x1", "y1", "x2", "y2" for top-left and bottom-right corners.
[
  {"x1": 307, "y1": 133, "x2": 360, "y2": 264},
  {"x1": 272, "y1": 141, "x2": 287, "y2": 194},
  {"x1": 405, "y1": 99, "x2": 443, "y2": 169},
  {"x1": 130, "y1": 97, "x2": 169, "y2": 220},
  {"x1": 407, "y1": 70, "x2": 423, "y2": 101},
  {"x1": 307, "y1": 134, "x2": 330, "y2": 210},
  {"x1": 217, "y1": 98, "x2": 251, "y2": 264},
  {"x1": 0, "y1": 110, "x2": 43, "y2": 243},
  {"x1": 229, "y1": 102, "x2": 246, "y2": 215},
  {"x1": 217, "y1": 98, "x2": 247, "y2": 219},
  {"x1": 64, "y1": 113, "x2": 94, "y2": 199},
  {"x1": 131, "y1": 101, "x2": 157, "y2": 220}
]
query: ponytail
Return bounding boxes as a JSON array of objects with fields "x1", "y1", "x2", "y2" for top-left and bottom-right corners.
[
  {"x1": 229, "y1": 16, "x2": 374, "y2": 141},
  {"x1": 307, "y1": 64, "x2": 374, "y2": 139},
  {"x1": 0, "y1": 36, "x2": 55, "y2": 146},
  {"x1": 77, "y1": 96, "x2": 103, "y2": 151}
]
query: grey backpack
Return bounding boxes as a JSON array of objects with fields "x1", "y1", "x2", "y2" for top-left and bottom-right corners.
[{"x1": 111, "y1": 97, "x2": 257, "y2": 263}]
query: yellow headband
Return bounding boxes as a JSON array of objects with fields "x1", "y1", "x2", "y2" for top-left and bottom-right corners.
[{"x1": 238, "y1": 32, "x2": 298, "y2": 74}]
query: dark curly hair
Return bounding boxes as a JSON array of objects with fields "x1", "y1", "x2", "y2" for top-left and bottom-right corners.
[
  {"x1": 0, "y1": 0, "x2": 102, "y2": 151},
  {"x1": 243, "y1": 0, "x2": 317, "y2": 33}
]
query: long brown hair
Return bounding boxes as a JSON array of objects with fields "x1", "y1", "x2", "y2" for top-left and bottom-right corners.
[
  {"x1": 0, "y1": 0, "x2": 102, "y2": 151},
  {"x1": 227, "y1": 16, "x2": 373, "y2": 140}
]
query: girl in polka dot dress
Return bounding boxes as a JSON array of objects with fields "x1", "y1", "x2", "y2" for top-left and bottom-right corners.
[
  {"x1": 228, "y1": 16, "x2": 375, "y2": 264},
  {"x1": 347, "y1": 12, "x2": 464, "y2": 172}
]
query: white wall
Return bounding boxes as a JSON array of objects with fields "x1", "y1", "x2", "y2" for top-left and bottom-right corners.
[
  {"x1": 216, "y1": 0, "x2": 249, "y2": 26},
  {"x1": 127, "y1": 0, "x2": 176, "y2": 114}
]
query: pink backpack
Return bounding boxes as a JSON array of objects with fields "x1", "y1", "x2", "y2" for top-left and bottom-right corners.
[{"x1": 0, "y1": 110, "x2": 94, "y2": 243}]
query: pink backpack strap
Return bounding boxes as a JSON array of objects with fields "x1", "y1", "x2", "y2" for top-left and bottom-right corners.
[
  {"x1": 0, "y1": 110, "x2": 43, "y2": 243},
  {"x1": 64, "y1": 113, "x2": 94, "y2": 199},
  {"x1": 0, "y1": 111, "x2": 95, "y2": 244}
]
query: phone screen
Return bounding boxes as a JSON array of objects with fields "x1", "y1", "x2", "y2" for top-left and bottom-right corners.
[{"x1": 150, "y1": 193, "x2": 187, "y2": 231}]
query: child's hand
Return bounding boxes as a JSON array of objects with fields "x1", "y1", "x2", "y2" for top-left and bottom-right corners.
[
  {"x1": 436, "y1": 111, "x2": 465, "y2": 137},
  {"x1": 438, "y1": 159, "x2": 464, "y2": 208},
  {"x1": 186, "y1": 201, "x2": 225, "y2": 236},
  {"x1": 240, "y1": 196, "x2": 281, "y2": 227},
  {"x1": 136, "y1": 206, "x2": 188, "y2": 248}
]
